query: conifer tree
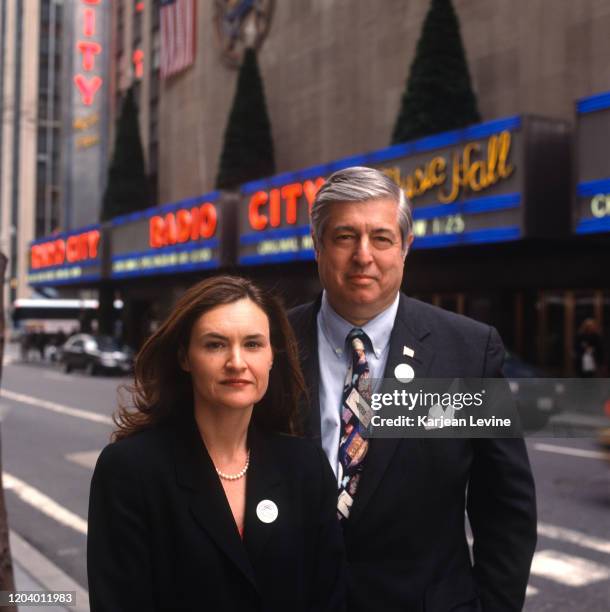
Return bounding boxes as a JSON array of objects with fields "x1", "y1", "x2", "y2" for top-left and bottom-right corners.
[
  {"x1": 101, "y1": 86, "x2": 150, "y2": 221},
  {"x1": 391, "y1": 0, "x2": 480, "y2": 144},
  {"x1": 216, "y1": 48, "x2": 275, "y2": 189}
]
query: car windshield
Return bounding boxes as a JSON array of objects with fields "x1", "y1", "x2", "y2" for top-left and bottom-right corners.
[{"x1": 95, "y1": 336, "x2": 123, "y2": 352}]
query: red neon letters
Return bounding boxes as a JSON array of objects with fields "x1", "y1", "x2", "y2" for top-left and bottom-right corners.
[
  {"x1": 75, "y1": 0, "x2": 103, "y2": 106},
  {"x1": 133, "y1": 49, "x2": 144, "y2": 79},
  {"x1": 83, "y1": 8, "x2": 95, "y2": 37},
  {"x1": 77, "y1": 41, "x2": 102, "y2": 71},
  {"x1": 31, "y1": 230, "x2": 101, "y2": 270},
  {"x1": 149, "y1": 204, "x2": 218, "y2": 248},
  {"x1": 248, "y1": 178, "x2": 325, "y2": 230},
  {"x1": 74, "y1": 75, "x2": 102, "y2": 106}
]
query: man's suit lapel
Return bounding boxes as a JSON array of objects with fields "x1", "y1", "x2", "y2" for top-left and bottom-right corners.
[
  {"x1": 349, "y1": 294, "x2": 434, "y2": 524},
  {"x1": 294, "y1": 296, "x2": 323, "y2": 443},
  {"x1": 171, "y1": 414, "x2": 258, "y2": 591},
  {"x1": 382, "y1": 294, "x2": 435, "y2": 383}
]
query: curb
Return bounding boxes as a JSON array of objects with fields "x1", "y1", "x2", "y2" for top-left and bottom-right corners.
[{"x1": 9, "y1": 531, "x2": 89, "y2": 612}]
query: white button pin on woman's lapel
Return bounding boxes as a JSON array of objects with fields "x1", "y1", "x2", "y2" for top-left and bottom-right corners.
[{"x1": 256, "y1": 499, "x2": 279, "y2": 524}]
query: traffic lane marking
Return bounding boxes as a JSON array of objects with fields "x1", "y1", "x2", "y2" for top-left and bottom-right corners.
[
  {"x1": 0, "y1": 389, "x2": 113, "y2": 426},
  {"x1": 530, "y1": 549, "x2": 610, "y2": 586},
  {"x1": 532, "y1": 442, "x2": 610, "y2": 461},
  {"x1": 538, "y1": 522, "x2": 610, "y2": 555},
  {"x1": 469, "y1": 521, "x2": 610, "y2": 555},
  {"x1": 3, "y1": 472, "x2": 88, "y2": 535},
  {"x1": 5, "y1": 468, "x2": 610, "y2": 595}
]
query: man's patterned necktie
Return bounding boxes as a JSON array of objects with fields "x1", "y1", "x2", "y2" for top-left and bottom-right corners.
[{"x1": 337, "y1": 328, "x2": 373, "y2": 520}]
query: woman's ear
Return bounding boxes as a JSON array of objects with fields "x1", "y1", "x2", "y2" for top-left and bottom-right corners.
[{"x1": 178, "y1": 346, "x2": 191, "y2": 372}]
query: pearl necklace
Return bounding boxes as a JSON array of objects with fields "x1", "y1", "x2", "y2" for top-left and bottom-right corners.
[{"x1": 215, "y1": 451, "x2": 250, "y2": 481}]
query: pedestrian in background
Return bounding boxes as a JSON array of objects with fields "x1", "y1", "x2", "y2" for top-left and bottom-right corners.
[
  {"x1": 87, "y1": 276, "x2": 345, "y2": 611},
  {"x1": 575, "y1": 318, "x2": 605, "y2": 377}
]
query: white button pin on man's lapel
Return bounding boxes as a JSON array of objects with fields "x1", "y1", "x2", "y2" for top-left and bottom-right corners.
[
  {"x1": 394, "y1": 346, "x2": 416, "y2": 383},
  {"x1": 403, "y1": 346, "x2": 415, "y2": 358},
  {"x1": 394, "y1": 363, "x2": 415, "y2": 383}
]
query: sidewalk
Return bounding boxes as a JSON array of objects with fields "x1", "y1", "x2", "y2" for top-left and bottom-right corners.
[
  {"x1": 9, "y1": 531, "x2": 89, "y2": 612},
  {"x1": 13, "y1": 561, "x2": 68, "y2": 612}
]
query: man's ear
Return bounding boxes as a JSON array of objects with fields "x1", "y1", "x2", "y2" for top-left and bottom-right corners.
[
  {"x1": 403, "y1": 233, "x2": 415, "y2": 260},
  {"x1": 178, "y1": 346, "x2": 191, "y2": 372}
]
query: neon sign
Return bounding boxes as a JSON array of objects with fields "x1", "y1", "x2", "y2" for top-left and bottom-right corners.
[
  {"x1": 248, "y1": 178, "x2": 325, "y2": 231},
  {"x1": 74, "y1": 0, "x2": 104, "y2": 107},
  {"x1": 133, "y1": 49, "x2": 144, "y2": 79},
  {"x1": 382, "y1": 131, "x2": 514, "y2": 204},
  {"x1": 590, "y1": 194, "x2": 610, "y2": 219},
  {"x1": 149, "y1": 204, "x2": 218, "y2": 248},
  {"x1": 30, "y1": 230, "x2": 101, "y2": 270}
]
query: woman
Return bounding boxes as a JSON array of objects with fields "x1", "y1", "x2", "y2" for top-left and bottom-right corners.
[{"x1": 88, "y1": 276, "x2": 345, "y2": 611}]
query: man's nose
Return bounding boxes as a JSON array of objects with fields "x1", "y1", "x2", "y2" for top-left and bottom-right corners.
[{"x1": 352, "y1": 237, "x2": 374, "y2": 265}]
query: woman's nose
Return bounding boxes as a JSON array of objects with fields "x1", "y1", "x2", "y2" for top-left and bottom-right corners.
[{"x1": 226, "y1": 346, "x2": 246, "y2": 370}]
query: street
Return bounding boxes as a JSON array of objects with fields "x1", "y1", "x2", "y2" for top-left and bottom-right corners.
[{"x1": 0, "y1": 350, "x2": 609, "y2": 611}]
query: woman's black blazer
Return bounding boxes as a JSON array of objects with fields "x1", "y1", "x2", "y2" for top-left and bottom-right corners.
[{"x1": 87, "y1": 413, "x2": 345, "y2": 611}]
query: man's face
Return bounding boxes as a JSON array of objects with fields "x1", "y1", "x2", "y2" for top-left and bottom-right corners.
[{"x1": 315, "y1": 199, "x2": 413, "y2": 324}]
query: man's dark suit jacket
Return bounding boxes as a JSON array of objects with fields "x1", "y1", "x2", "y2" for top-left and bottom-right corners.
[
  {"x1": 289, "y1": 293, "x2": 537, "y2": 612},
  {"x1": 87, "y1": 411, "x2": 345, "y2": 611}
]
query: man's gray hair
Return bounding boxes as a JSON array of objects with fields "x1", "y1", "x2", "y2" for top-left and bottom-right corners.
[{"x1": 310, "y1": 166, "x2": 413, "y2": 249}]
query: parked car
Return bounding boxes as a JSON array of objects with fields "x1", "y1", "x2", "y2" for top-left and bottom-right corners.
[
  {"x1": 59, "y1": 334, "x2": 134, "y2": 376},
  {"x1": 502, "y1": 351, "x2": 565, "y2": 431}
]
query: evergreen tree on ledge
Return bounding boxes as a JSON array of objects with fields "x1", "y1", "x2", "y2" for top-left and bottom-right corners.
[
  {"x1": 391, "y1": 0, "x2": 480, "y2": 144},
  {"x1": 101, "y1": 86, "x2": 150, "y2": 221},
  {"x1": 216, "y1": 47, "x2": 275, "y2": 190}
]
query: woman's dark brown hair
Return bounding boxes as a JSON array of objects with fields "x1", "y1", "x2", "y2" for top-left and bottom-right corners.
[{"x1": 113, "y1": 276, "x2": 305, "y2": 440}]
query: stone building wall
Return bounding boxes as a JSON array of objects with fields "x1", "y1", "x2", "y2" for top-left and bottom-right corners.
[{"x1": 158, "y1": 0, "x2": 610, "y2": 204}]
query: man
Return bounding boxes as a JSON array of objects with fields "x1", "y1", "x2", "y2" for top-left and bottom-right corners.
[{"x1": 289, "y1": 166, "x2": 536, "y2": 611}]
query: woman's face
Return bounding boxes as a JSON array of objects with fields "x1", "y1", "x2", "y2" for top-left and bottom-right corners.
[{"x1": 181, "y1": 298, "x2": 274, "y2": 413}]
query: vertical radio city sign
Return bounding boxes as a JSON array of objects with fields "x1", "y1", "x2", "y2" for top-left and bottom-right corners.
[
  {"x1": 74, "y1": 0, "x2": 103, "y2": 107},
  {"x1": 64, "y1": 0, "x2": 109, "y2": 229}
]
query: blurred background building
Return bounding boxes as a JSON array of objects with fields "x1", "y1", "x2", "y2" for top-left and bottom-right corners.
[
  {"x1": 1, "y1": 0, "x2": 110, "y2": 306},
  {"x1": 156, "y1": 0, "x2": 610, "y2": 203},
  {"x1": 0, "y1": 0, "x2": 61, "y2": 305},
  {"x1": 110, "y1": 0, "x2": 160, "y2": 205},
  {"x1": 61, "y1": 0, "x2": 111, "y2": 230},
  {"x1": 4, "y1": 0, "x2": 610, "y2": 375}
]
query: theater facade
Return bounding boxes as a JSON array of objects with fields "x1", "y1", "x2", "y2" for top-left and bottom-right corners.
[{"x1": 29, "y1": 104, "x2": 610, "y2": 373}]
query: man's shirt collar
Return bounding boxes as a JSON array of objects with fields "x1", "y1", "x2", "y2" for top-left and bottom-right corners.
[{"x1": 318, "y1": 291, "x2": 400, "y2": 359}]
